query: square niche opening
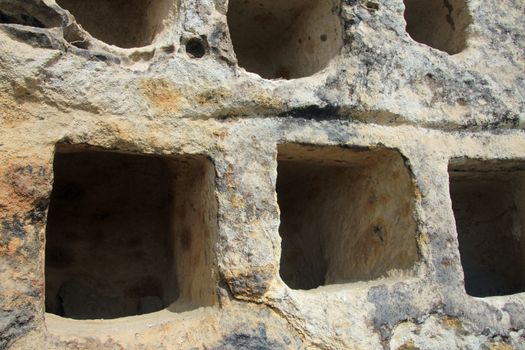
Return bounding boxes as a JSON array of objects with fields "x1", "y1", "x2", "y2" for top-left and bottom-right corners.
[
  {"x1": 56, "y1": 0, "x2": 175, "y2": 48},
  {"x1": 449, "y1": 159, "x2": 525, "y2": 297},
  {"x1": 45, "y1": 145, "x2": 218, "y2": 320},
  {"x1": 403, "y1": 0, "x2": 471, "y2": 55},
  {"x1": 227, "y1": 0, "x2": 343, "y2": 79},
  {"x1": 276, "y1": 144, "x2": 419, "y2": 290}
]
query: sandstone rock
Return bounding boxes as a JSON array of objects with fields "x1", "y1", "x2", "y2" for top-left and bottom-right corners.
[{"x1": 0, "y1": 0, "x2": 524, "y2": 349}]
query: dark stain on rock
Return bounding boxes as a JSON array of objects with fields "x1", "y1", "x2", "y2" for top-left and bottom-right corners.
[
  {"x1": 367, "y1": 283, "x2": 425, "y2": 341},
  {"x1": 27, "y1": 199, "x2": 49, "y2": 224},
  {"x1": 72, "y1": 48, "x2": 121, "y2": 64},
  {"x1": 0, "y1": 309, "x2": 34, "y2": 350},
  {"x1": 212, "y1": 324, "x2": 285, "y2": 350},
  {"x1": 8, "y1": 165, "x2": 49, "y2": 201},
  {"x1": 0, "y1": 25, "x2": 64, "y2": 50},
  {"x1": 279, "y1": 105, "x2": 341, "y2": 120},
  {"x1": 0, "y1": 10, "x2": 45, "y2": 27},
  {"x1": 2, "y1": 217, "x2": 26, "y2": 237},
  {"x1": 0, "y1": 0, "x2": 65, "y2": 27},
  {"x1": 228, "y1": 272, "x2": 271, "y2": 298}
]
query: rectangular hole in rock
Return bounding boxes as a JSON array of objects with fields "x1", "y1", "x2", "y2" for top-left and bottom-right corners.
[
  {"x1": 403, "y1": 0, "x2": 471, "y2": 55},
  {"x1": 227, "y1": 0, "x2": 343, "y2": 79},
  {"x1": 45, "y1": 144, "x2": 218, "y2": 320},
  {"x1": 449, "y1": 159, "x2": 525, "y2": 297},
  {"x1": 56, "y1": 0, "x2": 175, "y2": 48},
  {"x1": 276, "y1": 144, "x2": 419, "y2": 290}
]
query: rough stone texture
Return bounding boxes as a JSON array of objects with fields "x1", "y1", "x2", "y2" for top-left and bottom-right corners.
[{"x1": 0, "y1": 0, "x2": 524, "y2": 349}]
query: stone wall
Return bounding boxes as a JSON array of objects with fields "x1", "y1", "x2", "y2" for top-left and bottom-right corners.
[{"x1": 0, "y1": 0, "x2": 524, "y2": 349}]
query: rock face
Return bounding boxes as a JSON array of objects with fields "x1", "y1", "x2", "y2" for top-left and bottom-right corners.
[{"x1": 0, "y1": 0, "x2": 524, "y2": 349}]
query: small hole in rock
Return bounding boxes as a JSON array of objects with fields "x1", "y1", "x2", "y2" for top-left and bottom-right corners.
[
  {"x1": 45, "y1": 145, "x2": 218, "y2": 320},
  {"x1": 277, "y1": 144, "x2": 419, "y2": 290},
  {"x1": 404, "y1": 0, "x2": 471, "y2": 54},
  {"x1": 227, "y1": 0, "x2": 344, "y2": 79},
  {"x1": 186, "y1": 38, "x2": 206, "y2": 58},
  {"x1": 449, "y1": 159, "x2": 525, "y2": 297}
]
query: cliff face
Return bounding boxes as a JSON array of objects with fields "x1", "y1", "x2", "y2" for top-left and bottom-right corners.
[{"x1": 0, "y1": 0, "x2": 524, "y2": 349}]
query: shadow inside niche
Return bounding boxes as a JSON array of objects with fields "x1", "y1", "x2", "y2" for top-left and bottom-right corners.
[
  {"x1": 449, "y1": 159, "x2": 525, "y2": 297},
  {"x1": 277, "y1": 144, "x2": 419, "y2": 290},
  {"x1": 45, "y1": 145, "x2": 218, "y2": 320}
]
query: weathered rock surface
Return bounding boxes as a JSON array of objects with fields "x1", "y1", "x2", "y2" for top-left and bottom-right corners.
[{"x1": 0, "y1": 0, "x2": 524, "y2": 349}]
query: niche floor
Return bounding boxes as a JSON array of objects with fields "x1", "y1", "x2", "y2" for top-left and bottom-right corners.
[
  {"x1": 227, "y1": 0, "x2": 343, "y2": 79},
  {"x1": 56, "y1": 0, "x2": 174, "y2": 48},
  {"x1": 404, "y1": 0, "x2": 471, "y2": 54},
  {"x1": 45, "y1": 145, "x2": 217, "y2": 320},
  {"x1": 277, "y1": 145, "x2": 419, "y2": 290},
  {"x1": 449, "y1": 160, "x2": 525, "y2": 297}
]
